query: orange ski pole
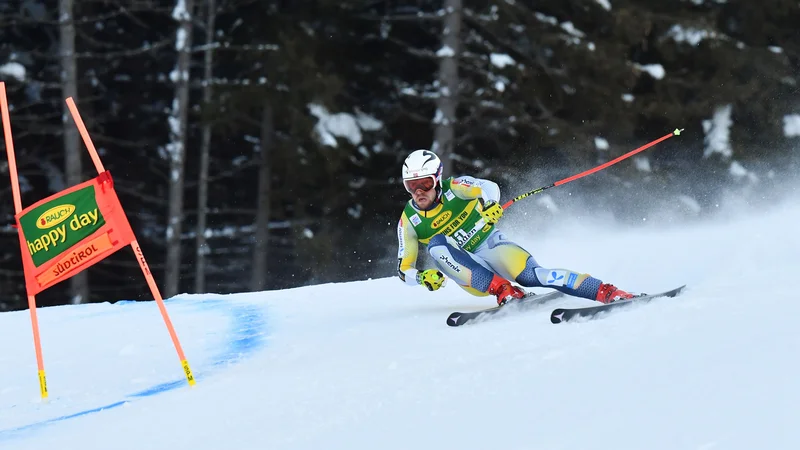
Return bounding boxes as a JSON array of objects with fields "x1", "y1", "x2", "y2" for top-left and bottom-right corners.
[{"x1": 502, "y1": 128, "x2": 684, "y2": 209}]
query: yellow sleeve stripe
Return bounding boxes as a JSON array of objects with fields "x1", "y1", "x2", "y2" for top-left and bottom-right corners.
[
  {"x1": 398, "y1": 212, "x2": 418, "y2": 272},
  {"x1": 450, "y1": 182, "x2": 482, "y2": 200}
]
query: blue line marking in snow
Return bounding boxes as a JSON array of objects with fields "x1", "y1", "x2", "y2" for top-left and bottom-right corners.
[{"x1": 0, "y1": 298, "x2": 267, "y2": 440}]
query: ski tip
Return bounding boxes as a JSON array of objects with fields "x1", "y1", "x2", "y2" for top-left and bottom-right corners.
[
  {"x1": 550, "y1": 309, "x2": 565, "y2": 324},
  {"x1": 640, "y1": 284, "x2": 687, "y2": 298},
  {"x1": 666, "y1": 284, "x2": 687, "y2": 297},
  {"x1": 446, "y1": 313, "x2": 463, "y2": 327}
]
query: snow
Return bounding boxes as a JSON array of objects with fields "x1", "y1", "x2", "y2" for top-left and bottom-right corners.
[
  {"x1": 634, "y1": 155, "x2": 651, "y2": 172},
  {"x1": 2, "y1": 196, "x2": 800, "y2": 449},
  {"x1": 489, "y1": 53, "x2": 515, "y2": 69},
  {"x1": 432, "y1": 108, "x2": 445, "y2": 125},
  {"x1": 0, "y1": 62, "x2": 26, "y2": 81},
  {"x1": 729, "y1": 160, "x2": 747, "y2": 177},
  {"x1": 313, "y1": 125, "x2": 339, "y2": 147},
  {"x1": 637, "y1": 63, "x2": 665, "y2": 80},
  {"x1": 560, "y1": 22, "x2": 585, "y2": 38},
  {"x1": 782, "y1": 114, "x2": 800, "y2": 137},
  {"x1": 666, "y1": 25, "x2": 716, "y2": 46},
  {"x1": 308, "y1": 104, "x2": 383, "y2": 148},
  {"x1": 534, "y1": 12, "x2": 558, "y2": 26},
  {"x1": 435, "y1": 46, "x2": 455, "y2": 58},
  {"x1": 355, "y1": 110, "x2": 383, "y2": 131},
  {"x1": 347, "y1": 204, "x2": 362, "y2": 219},
  {"x1": 174, "y1": 28, "x2": 187, "y2": 51},
  {"x1": 535, "y1": 193, "x2": 559, "y2": 212},
  {"x1": 594, "y1": 136, "x2": 609, "y2": 150},
  {"x1": 729, "y1": 160, "x2": 758, "y2": 183},
  {"x1": 703, "y1": 104, "x2": 733, "y2": 159},
  {"x1": 171, "y1": 0, "x2": 189, "y2": 21},
  {"x1": 621, "y1": 93, "x2": 635, "y2": 102},
  {"x1": 594, "y1": 0, "x2": 611, "y2": 10},
  {"x1": 677, "y1": 195, "x2": 702, "y2": 213},
  {"x1": 166, "y1": 98, "x2": 182, "y2": 158}
]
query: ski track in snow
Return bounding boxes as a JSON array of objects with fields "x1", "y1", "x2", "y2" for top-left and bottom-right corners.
[{"x1": 0, "y1": 298, "x2": 267, "y2": 441}]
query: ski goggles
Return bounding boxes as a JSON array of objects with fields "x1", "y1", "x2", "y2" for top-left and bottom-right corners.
[{"x1": 404, "y1": 176, "x2": 435, "y2": 193}]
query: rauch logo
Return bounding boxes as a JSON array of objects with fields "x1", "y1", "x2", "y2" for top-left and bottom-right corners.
[
  {"x1": 36, "y1": 205, "x2": 76, "y2": 229},
  {"x1": 431, "y1": 211, "x2": 452, "y2": 229}
]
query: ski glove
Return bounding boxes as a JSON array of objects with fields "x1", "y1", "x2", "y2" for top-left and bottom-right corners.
[
  {"x1": 480, "y1": 201, "x2": 504, "y2": 225},
  {"x1": 417, "y1": 269, "x2": 445, "y2": 291}
]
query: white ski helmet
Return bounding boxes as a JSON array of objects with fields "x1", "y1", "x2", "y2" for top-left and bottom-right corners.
[{"x1": 402, "y1": 150, "x2": 443, "y2": 195}]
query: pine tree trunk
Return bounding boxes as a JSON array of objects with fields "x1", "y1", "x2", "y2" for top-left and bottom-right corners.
[
  {"x1": 195, "y1": 0, "x2": 215, "y2": 294},
  {"x1": 165, "y1": 0, "x2": 194, "y2": 298},
  {"x1": 60, "y1": 0, "x2": 88, "y2": 304},
  {"x1": 434, "y1": 0, "x2": 462, "y2": 176},
  {"x1": 250, "y1": 102, "x2": 273, "y2": 292}
]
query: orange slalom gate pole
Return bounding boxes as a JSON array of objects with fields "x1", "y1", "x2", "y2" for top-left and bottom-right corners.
[
  {"x1": 0, "y1": 82, "x2": 49, "y2": 399},
  {"x1": 65, "y1": 98, "x2": 105, "y2": 174},
  {"x1": 65, "y1": 97, "x2": 195, "y2": 387}
]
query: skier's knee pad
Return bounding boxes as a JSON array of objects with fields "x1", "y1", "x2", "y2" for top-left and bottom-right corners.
[{"x1": 516, "y1": 257, "x2": 540, "y2": 286}]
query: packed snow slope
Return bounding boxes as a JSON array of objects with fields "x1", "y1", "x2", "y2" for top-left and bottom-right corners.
[{"x1": 1, "y1": 197, "x2": 799, "y2": 450}]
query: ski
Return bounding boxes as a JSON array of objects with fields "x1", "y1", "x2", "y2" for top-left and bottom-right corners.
[
  {"x1": 447, "y1": 290, "x2": 566, "y2": 327},
  {"x1": 549, "y1": 285, "x2": 687, "y2": 324}
]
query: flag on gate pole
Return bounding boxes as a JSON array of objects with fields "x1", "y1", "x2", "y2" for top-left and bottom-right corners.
[{"x1": 0, "y1": 82, "x2": 196, "y2": 399}]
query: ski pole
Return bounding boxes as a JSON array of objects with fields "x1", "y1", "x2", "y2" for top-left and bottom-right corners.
[{"x1": 502, "y1": 128, "x2": 684, "y2": 210}]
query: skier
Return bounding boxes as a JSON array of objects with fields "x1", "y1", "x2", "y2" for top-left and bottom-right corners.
[{"x1": 396, "y1": 149, "x2": 637, "y2": 306}]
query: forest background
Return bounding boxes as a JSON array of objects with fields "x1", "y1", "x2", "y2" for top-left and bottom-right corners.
[{"x1": 0, "y1": 0, "x2": 798, "y2": 311}]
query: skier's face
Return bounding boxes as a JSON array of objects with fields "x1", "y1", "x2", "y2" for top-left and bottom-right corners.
[{"x1": 411, "y1": 183, "x2": 436, "y2": 208}]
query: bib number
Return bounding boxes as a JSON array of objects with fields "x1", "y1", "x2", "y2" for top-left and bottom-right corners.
[
  {"x1": 453, "y1": 229, "x2": 470, "y2": 247},
  {"x1": 452, "y1": 221, "x2": 483, "y2": 248}
]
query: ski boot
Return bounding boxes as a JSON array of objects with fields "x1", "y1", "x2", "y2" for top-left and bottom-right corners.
[
  {"x1": 488, "y1": 274, "x2": 525, "y2": 306},
  {"x1": 595, "y1": 283, "x2": 635, "y2": 304}
]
